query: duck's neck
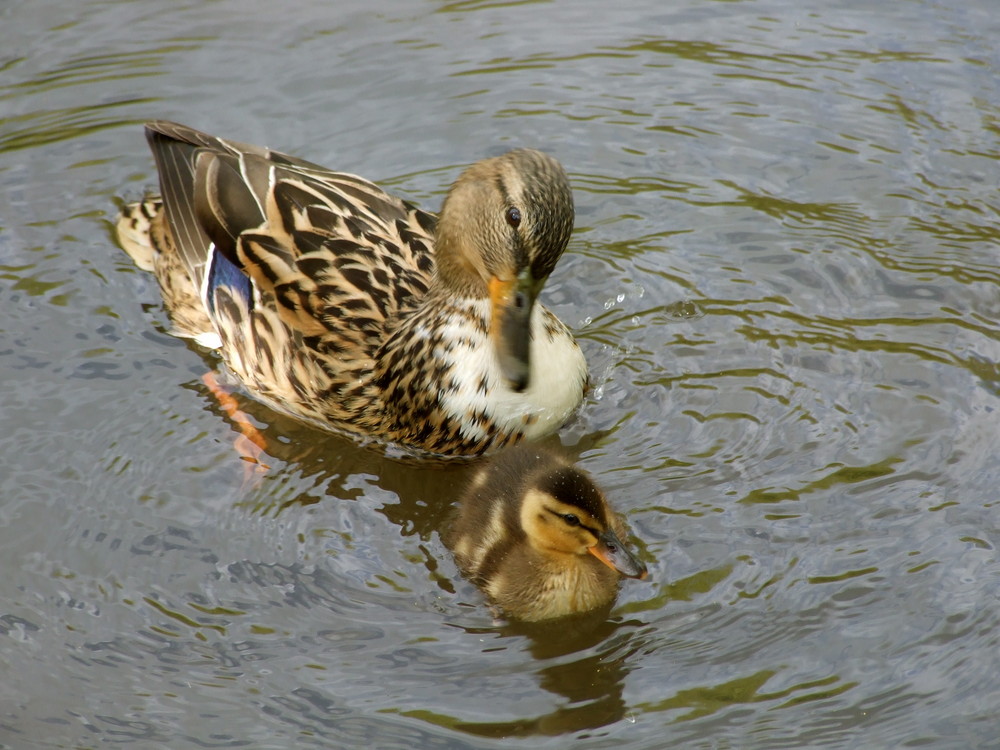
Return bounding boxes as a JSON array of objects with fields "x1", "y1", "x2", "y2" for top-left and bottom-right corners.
[{"x1": 431, "y1": 225, "x2": 490, "y2": 299}]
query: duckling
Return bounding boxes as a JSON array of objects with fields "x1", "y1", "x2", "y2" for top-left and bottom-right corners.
[
  {"x1": 116, "y1": 122, "x2": 588, "y2": 456},
  {"x1": 445, "y1": 445, "x2": 647, "y2": 621}
]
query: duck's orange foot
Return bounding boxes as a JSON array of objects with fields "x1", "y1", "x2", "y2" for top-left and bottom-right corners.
[{"x1": 202, "y1": 371, "x2": 271, "y2": 484}]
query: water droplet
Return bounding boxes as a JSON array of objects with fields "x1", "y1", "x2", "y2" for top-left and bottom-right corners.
[
  {"x1": 617, "y1": 293, "x2": 625, "y2": 304},
  {"x1": 663, "y1": 299, "x2": 704, "y2": 321}
]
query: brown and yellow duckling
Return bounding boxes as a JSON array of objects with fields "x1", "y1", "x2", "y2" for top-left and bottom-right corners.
[
  {"x1": 445, "y1": 445, "x2": 647, "y2": 621},
  {"x1": 116, "y1": 122, "x2": 587, "y2": 457}
]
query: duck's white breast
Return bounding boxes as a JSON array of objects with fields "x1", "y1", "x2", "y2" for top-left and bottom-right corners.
[{"x1": 438, "y1": 301, "x2": 587, "y2": 443}]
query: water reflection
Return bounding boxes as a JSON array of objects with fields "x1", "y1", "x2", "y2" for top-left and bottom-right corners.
[{"x1": 392, "y1": 617, "x2": 645, "y2": 739}]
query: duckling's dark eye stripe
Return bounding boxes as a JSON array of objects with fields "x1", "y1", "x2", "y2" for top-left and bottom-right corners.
[{"x1": 545, "y1": 507, "x2": 598, "y2": 535}]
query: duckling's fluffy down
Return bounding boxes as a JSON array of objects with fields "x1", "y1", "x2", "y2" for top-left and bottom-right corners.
[{"x1": 445, "y1": 445, "x2": 646, "y2": 621}]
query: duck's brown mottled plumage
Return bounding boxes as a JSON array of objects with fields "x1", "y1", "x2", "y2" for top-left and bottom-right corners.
[
  {"x1": 116, "y1": 122, "x2": 589, "y2": 456},
  {"x1": 445, "y1": 445, "x2": 647, "y2": 621}
]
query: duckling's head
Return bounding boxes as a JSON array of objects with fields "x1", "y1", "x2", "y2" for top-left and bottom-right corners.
[
  {"x1": 434, "y1": 149, "x2": 575, "y2": 391},
  {"x1": 520, "y1": 464, "x2": 648, "y2": 582}
]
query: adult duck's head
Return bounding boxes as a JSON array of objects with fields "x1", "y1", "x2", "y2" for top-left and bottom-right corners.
[{"x1": 434, "y1": 149, "x2": 574, "y2": 392}]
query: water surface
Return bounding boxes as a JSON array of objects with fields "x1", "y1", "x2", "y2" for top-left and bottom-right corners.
[{"x1": 2, "y1": 0, "x2": 1000, "y2": 747}]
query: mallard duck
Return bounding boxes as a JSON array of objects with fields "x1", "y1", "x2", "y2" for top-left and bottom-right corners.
[
  {"x1": 116, "y1": 122, "x2": 588, "y2": 456},
  {"x1": 445, "y1": 445, "x2": 647, "y2": 621}
]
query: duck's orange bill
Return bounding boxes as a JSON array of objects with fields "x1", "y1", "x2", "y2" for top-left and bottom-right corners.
[{"x1": 588, "y1": 529, "x2": 648, "y2": 580}]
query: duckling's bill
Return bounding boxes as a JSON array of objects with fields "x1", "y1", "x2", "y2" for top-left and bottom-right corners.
[
  {"x1": 489, "y1": 268, "x2": 544, "y2": 392},
  {"x1": 588, "y1": 528, "x2": 648, "y2": 580}
]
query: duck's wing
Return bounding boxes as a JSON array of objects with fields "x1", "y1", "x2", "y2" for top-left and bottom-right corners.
[{"x1": 145, "y1": 121, "x2": 438, "y2": 346}]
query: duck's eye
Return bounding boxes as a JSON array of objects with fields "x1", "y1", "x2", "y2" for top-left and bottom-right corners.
[
  {"x1": 505, "y1": 206, "x2": 522, "y2": 228},
  {"x1": 562, "y1": 513, "x2": 580, "y2": 527}
]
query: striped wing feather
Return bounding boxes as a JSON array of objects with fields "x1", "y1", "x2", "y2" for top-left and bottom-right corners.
[{"x1": 146, "y1": 121, "x2": 440, "y2": 426}]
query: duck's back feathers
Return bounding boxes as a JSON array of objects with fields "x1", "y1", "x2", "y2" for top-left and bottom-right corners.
[{"x1": 144, "y1": 121, "x2": 437, "y2": 331}]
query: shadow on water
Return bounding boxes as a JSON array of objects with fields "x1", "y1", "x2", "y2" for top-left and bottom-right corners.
[{"x1": 181, "y1": 360, "x2": 620, "y2": 521}]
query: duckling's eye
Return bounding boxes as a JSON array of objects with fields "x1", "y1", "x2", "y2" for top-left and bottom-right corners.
[
  {"x1": 505, "y1": 206, "x2": 522, "y2": 228},
  {"x1": 562, "y1": 513, "x2": 581, "y2": 527}
]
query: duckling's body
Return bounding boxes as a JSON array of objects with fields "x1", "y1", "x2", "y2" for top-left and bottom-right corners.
[
  {"x1": 446, "y1": 445, "x2": 647, "y2": 621},
  {"x1": 116, "y1": 122, "x2": 588, "y2": 456}
]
